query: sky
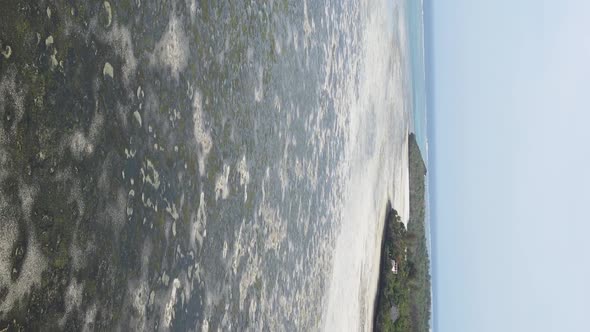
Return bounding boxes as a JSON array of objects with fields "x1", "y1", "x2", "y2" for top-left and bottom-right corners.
[{"x1": 427, "y1": 1, "x2": 590, "y2": 331}]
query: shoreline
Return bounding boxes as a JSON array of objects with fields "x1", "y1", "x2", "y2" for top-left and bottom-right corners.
[
  {"x1": 371, "y1": 133, "x2": 431, "y2": 332},
  {"x1": 370, "y1": 200, "x2": 395, "y2": 330}
]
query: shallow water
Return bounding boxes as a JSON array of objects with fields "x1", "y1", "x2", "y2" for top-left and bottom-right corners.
[{"x1": 0, "y1": 0, "x2": 411, "y2": 330}]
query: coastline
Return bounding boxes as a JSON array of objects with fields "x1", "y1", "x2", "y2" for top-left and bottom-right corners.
[
  {"x1": 370, "y1": 200, "x2": 395, "y2": 330},
  {"x1": 322, "y1": 0, "x2": 411, "y2": 329},
  {"x1": 371, "y1": 133, "x2": 431, "y2": 332}
]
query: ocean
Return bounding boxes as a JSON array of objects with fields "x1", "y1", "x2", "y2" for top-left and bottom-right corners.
[
  {"x1": 405, "y1": 1, "x2": 433, "y2": 330},
  {"x1": 0, "y1": 0, "x2": 426, "y2": 330},
  {"x1": 406, "y1": 0, "x2": 428, "y2": 156}
]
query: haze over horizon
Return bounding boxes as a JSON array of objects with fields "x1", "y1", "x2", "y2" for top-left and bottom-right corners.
[{"x1": 427, "y1": 1, "x2": 590, "y2": 331}]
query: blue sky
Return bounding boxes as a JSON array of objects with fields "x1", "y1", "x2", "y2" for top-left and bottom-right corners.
[{"x1": 427, "y1": 1, "x2": 590, "y2": 331}]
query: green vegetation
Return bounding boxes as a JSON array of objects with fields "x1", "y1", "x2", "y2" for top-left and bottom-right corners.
[{"x1": 374, "y1": 134, "x2": 431, "y2": 332}]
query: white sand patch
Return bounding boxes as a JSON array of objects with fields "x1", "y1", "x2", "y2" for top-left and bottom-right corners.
[
  {"x1": 131, "y1": 281, "x2": 149, "y2": 325},
  {"x1": 165, "y1": 200, "x2": 179, "y2": 221},
  {"x1": 52, "y1": 169, "x2": 86, "y2": 223},
  {"x1": 69, "y1": 112, "x2": 103, "y2": 160},
  {"x1": 302, "y1": 0, "x2": 313, "y2": 51},
  {"x1": 0, "y1": 68, "x2": 25, "y2": 138},
  {"x1": 154, "y1": 15, "x2": 189, "y2": 81},
  {"x1": 163, "y1": 278, "x2": 181, "y2": 327},
  {"x1": 104, "y1": 187, "x2": 127, "y2": 232},
  {"x1": 107, "y1": 23, "x2": 137, "y2": 86},
  {"x1": 192, "y1": 90, "x2": 212, "y2": 177},
  {"x1": 126, "y1": 240, "x2": 152, "y2": 330},
  {"x1": 141, "y1": 159, "x2": 161, "y2": 190},
  {"x1": 226, "y1": 218, "x2": 264, "y2": 313},
  {"x1": 238, "y1": 254, "x2": 260, "y2": 311},
  {"x1": 60, "y1": 279, "x2": 84, "y2": 326},
  {"x1": 187, "y1": 0, "x2": 197, "y2": 23},
  {"x1": 70, "y1": 131, "x2": 94, "y2": 157},
  {"x1": 137, "y1": 85, "x2": 144, "y2": 100},
  {"x1": 103, "y1": 2, "x2": 112, "y2": 27},
  {"x1": 258, "y1": 203, "x2": 286, "y2": 252},
  {"x1": 1, "y1": 45, "x2": 11, "y2": 59},
  {"x1": 0, "y1": 230, "x2": 48, "y2": 315},
  {"x1": 45, "y1": 35, "x2": 54, "y2": 47},
  {"x1": 236, "y1": 155, "x2": 250, "y2": 202},
  {"x1": 246, "y1": 45, "x2": 254, "y2": 64},
  {"x1": 254, "y1": 66, "x2": 264, "y2": 102},
  {"x1": 69, "y1": 235, "x2": 95, "y2": 272},
  {"x1": 0, "y1": 213, "x2": 18, "y2": 287},
  {"x1": 0, "y1": 148, "x2": 10, "y2": 183},
  {"x1": 18, "y1": 181, "x2": 38, "y2": 222},
  {"x1": 64, "y1": 175, "x2": 86, "y2": 218},
  {"x1": 50, "y1": 49, "x2": 59, "y2": 68},
  {"x1": 222, "y1": 240, "x2": 229, "y2": 259},
  {"x1": 133, "y1": 110, "x2": 142, "y2": 127},
  {"x1": 190, "y1": 192, "x2": 207, "y2": 250},
  {"x1": 82, "y1": 304, "x2": 97, "y2": 332},
  {"x1": 103, "y1": 62, "x2": 114, "y2": 78},
  {"x1": 214, "y1": 164, "x2": 230, "y2": 201},
  {"x1": 92, "y1": 16, "x2": 138, "y2": 86},
  {"x1": 230, "y1": 220, "x2": 246, "y2": 275}
]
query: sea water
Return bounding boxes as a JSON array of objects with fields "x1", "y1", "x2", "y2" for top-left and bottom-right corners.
[
  {"x1": 0, "y1": 0, "x2": 421, "y2": 330},
  {"x1": 406, "y1": 0, "x2": 428, "y2": 156},
  {"x1": 405, "y1": 1, "x2": 434, "y2": 330}
]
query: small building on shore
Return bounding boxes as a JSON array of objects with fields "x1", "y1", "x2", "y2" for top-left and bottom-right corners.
[{"x1": 391, "y1": 259, "x2": 398, "y2": 274}]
